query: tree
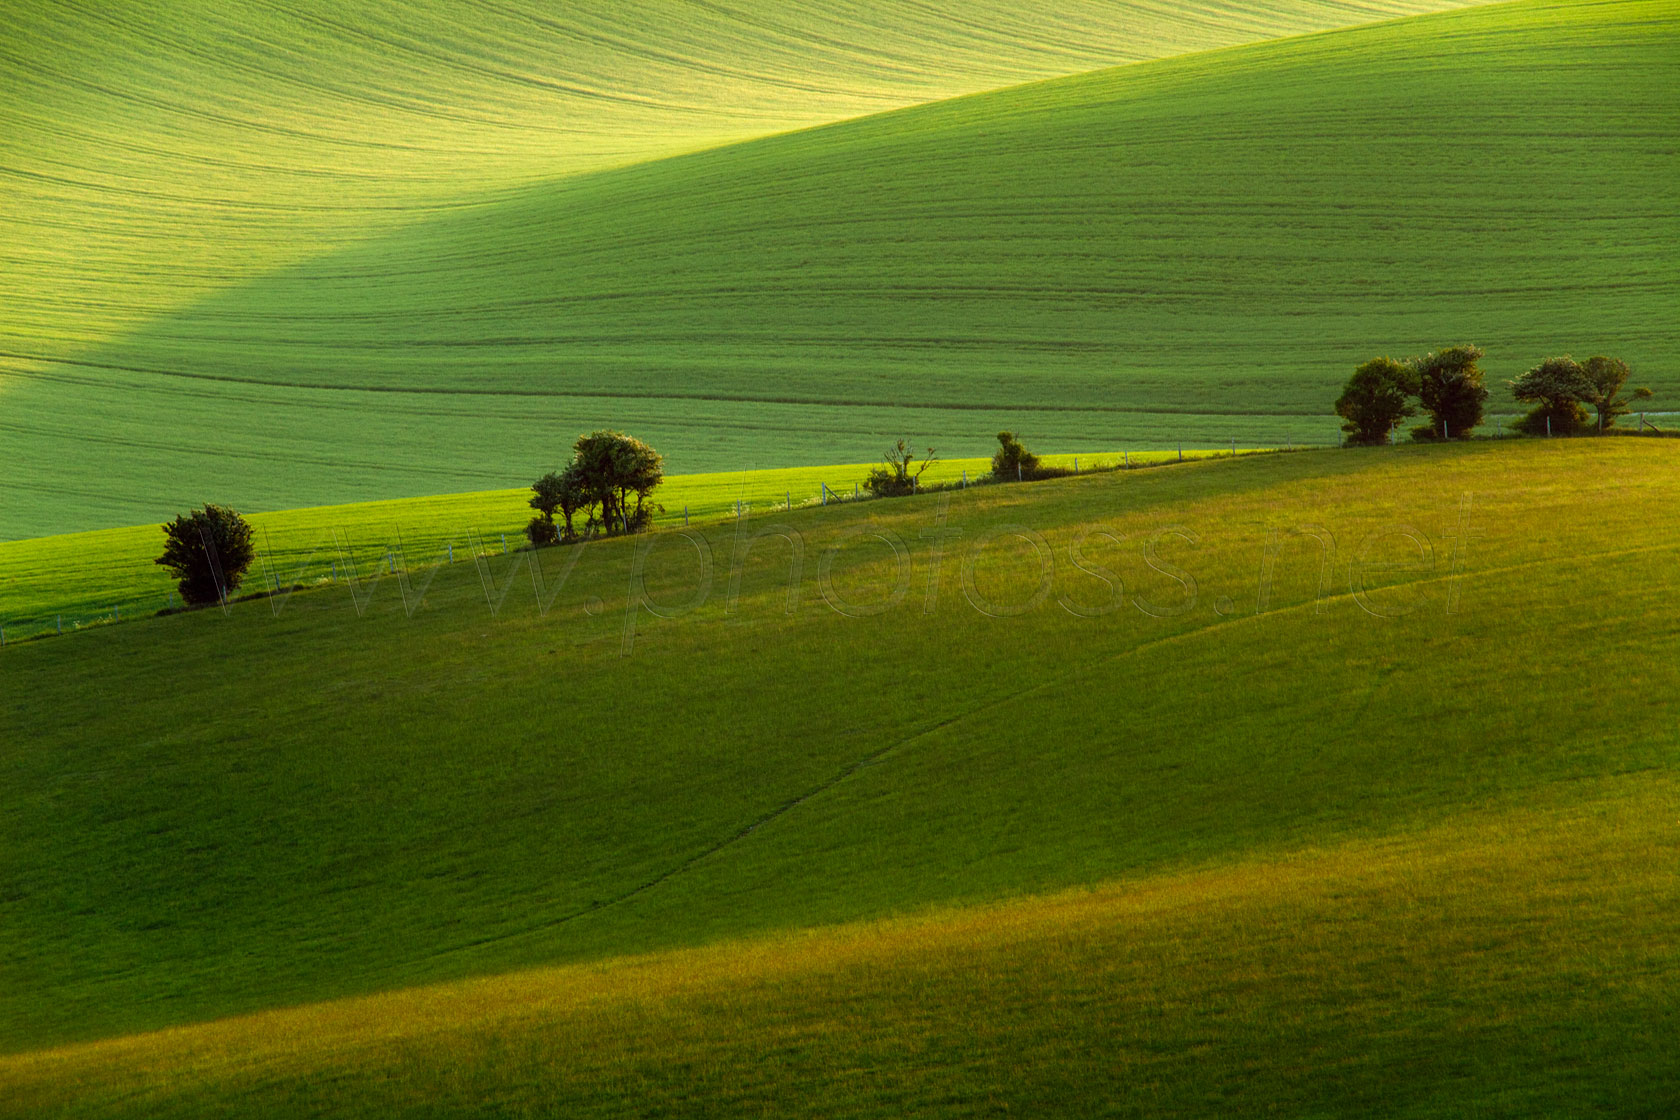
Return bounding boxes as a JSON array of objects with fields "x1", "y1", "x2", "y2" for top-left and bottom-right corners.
[
  {"x1": 1580, "y1": 355, "x2": 1651, "y2": 432},
  {"x1": 991, "y1": 431, "x2": 1040, "y2": 479},
  {"x1": 864, "y1": 439, "x2": 937, "y2": 497},
  {"x1": 1408, "y1": 344, "x2": 1488, "y2": 440},
  {"x1": 155, "y1": 504, "x2": 255, "y2": 605},
  {"x1": 528, "y1": 463, "x2": 590, "y2": 544},
  {"x1": 556, "y1": 431, "x2": 664, "y2": 535},
  {"x1": 1335, "y1": 357, "x2": 1416, "y2": 445},
  {"x1": 1511, "y1": 356, "x2": 1596, "y2": 435}
]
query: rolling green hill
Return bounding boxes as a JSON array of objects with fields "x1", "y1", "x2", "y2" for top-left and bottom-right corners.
[
  {"x1": 0, "y1": 446, "x2": 1236, "y2": 635},
  {"x1": 1, "y1": 439, "x2": 1675, "y2": 1114},
  {"x1": 7, "y1": 0, "x2": 1460, "y2": 349},
  {"x1": 11, "y1": 0, "x2": 1673, "y2": 540}
]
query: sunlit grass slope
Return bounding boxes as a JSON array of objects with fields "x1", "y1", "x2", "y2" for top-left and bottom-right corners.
[
  {"x1": 11, "y1": 0, "x2": 1658, "y2": 538},
  {"x1": 3, "y1": 782, "x2": 1673, "y2": 1117},
  {"x1": 0, "y1": 446, "x2": 1242, "y2": 633},
  {"x1": 0, "y1": 0, "x2": 1476, "y2": 535},
  {"x1": 2, "y1": 440, "x2": 1676, "y2": 1098},
  {"x1": 8, "y1": 0, "x2": 1469, "y2": 344}
]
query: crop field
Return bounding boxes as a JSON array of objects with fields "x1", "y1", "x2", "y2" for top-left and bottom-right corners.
[
  {"x1": 1, "y1": 441, "x2": 1676, "y2": 1115},
  {"x1": 4, "y1": 0, "x2": 1677, "y2": 1113},
  {"x1": 8, "y1": 0, "x2": 1675, "y2": 538}
]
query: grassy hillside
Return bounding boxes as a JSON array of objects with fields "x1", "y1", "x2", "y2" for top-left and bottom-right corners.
[
  {"x1": 4, "y1": 784, "x2": 1673, "y2": 1117},
  {"x1": 0, "y1": 0, "x2": 1477, "y2": 537},
  {"x1": 12, "y1": 0, "x2": 1669, "y2": 539},
  {"x1": 0, "y1": 446, "x2": 1241, "y2": 633},
  {"x1": 1, "y1": 440, "x2": 1675, "y2": 1112}
]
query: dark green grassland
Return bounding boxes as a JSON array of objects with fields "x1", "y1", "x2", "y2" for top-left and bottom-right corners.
[{"x1": 1, "y1": 441, "x2": 1675, "y2": 1114}]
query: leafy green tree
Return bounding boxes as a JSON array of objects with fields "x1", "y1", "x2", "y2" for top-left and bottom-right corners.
[
  {"x1": 1580, "y1": 355, "x2": 1651, "y2": 431},
  {"x1": 1335, "y1": 357, "x2": 1417, "y2": 445},
  {"x1": 155, "y1": 504, "x2": 255, "y2": 605},
  {"x1": 1408, "y1": 344, "x2": 1488, "y2": 440},
  {"x1": 528, "y1": 463, "x2": 590, "y2": 544},
  {"x1": 991, "y1": 431, "x2": 1040, "y2": 479},
  {"x1": 864, "y1": 439, "x2": 937, "y2": 497},
  {"x1": 1511, "y1": 356, "x2": 1595, "y2": 435},
  {"x1": 569, "y1": 430, "x2": 664, "y2": 534}
]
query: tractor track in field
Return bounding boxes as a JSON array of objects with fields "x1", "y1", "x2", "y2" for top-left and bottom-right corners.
[{"x1": 0, "y1": 354, "x2": 1312, "y2": 419}]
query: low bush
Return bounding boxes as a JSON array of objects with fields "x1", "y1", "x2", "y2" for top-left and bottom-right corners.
[
  {"x1": 864, "y1": 439, "x2": 938, "y2": 497},
  {"x1": 524, "y1": 515, "x2": 559, "y2": 548}
]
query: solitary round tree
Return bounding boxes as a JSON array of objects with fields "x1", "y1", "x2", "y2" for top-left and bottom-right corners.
[
  {"x1": 155, "y1": 504, "x2": 255, "y2": 605},
  {"x1": 1511, "y1": 356, "x2": 1596, "y2": 436},
  {"x1": 1409, "y1": 345, "x2": 1488, "y2": 440},
  {"x1": 1335, "y1": 357, "x2": 1417, "y2": 445}
]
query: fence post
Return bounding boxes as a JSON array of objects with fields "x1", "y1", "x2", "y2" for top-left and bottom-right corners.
[
  {"x1": 501, "y1": 534, "x2": 507, "y2": 555},
  {"x1": 447, "y1": 544, "x2": 453, "y2": 563},
  {"x1": 1546, "y1": 416, "x2": 1552, "y2": 438},
  {"x1": 786, "y1": 490, "x2": 791, "y2": 510},
  {"x1": 1017, "y1": 462, "x2": 1022, "y2": 482},
  {"x1": 1230, "y1": 437, "x2": 1236, "y2": 457},
  {"x1": 962, "y1": 469, "x2": 967, "y2": 488},
  {"x1": 1123, "y1": 450, "x2": 1128, "y2": 467},
  {"x1": 114, "y1": 605, "x2": 120, "y2": 622},
  {"x1": 56, "y1": 615, "x2": 62, "y2": 635},
  {"x1": 1178, "y1": 442, "x2": 1183, "y2": 463}
]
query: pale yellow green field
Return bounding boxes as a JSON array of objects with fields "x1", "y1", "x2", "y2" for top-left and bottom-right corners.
[{"x1": 14, "y1": 0, "x2": 1665, "y2": 539}]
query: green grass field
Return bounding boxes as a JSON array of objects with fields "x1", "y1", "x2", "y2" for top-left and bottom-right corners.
[
  {"x1": 0, "y1": 447, "x2": 1243, "y2": 635},
  {"x1": 1, "y1": 440, "x2": 1675, "y2": 1114},
  {"x1": 4, "y1": 1, "x2": 1676, "y2": 1111},
  {"x1": 8, "y1": 0, "x2": 1674, "y2": 539}
]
